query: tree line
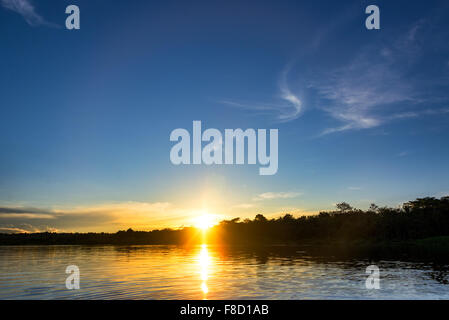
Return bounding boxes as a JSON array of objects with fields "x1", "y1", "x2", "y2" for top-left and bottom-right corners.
[{"x1": 1, "y1": 197, "x2": 449, "y2": 245}]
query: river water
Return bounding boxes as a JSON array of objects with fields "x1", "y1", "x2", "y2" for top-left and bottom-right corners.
[{"x1": 0, "y1": 245, "x2": 448, "y2": 299}]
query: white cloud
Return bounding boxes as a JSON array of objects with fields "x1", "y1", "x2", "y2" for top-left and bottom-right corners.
[
  {"x1": 312, "y1": 50, "x2": 414, "y2": 135},
  {"x1": 310, "y1": 20, "x2": 449, "y2": 136},
  {"x1": 1, "y1": 0, "x2": 56, "y2": 27},
  {"x1": 221, "y1": 65, "x2": 303, "y2": 122},
  {"x1": 277, "y1": 66, "x2": 303, "y2": 121},
  {"x1": 253, "y1": 192, "x2": 302, "y2": 201}
]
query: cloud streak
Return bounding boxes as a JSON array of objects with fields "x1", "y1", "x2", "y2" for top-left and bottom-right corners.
[
  {"x1": 1, "y1": 0, "x2": 56, "y2": 27},
  {"x1": 221, "y1": 66, "x2": 303, "y2": 122},
  {"x1": 253, "y1": 192, "x2": 302, "y2": 201},
  {"x1": 0, "y1": 202, "x2": 197, "y2": 233},
  {"x1": 277, "y1": 66, "x2": 303, "y2": 121},
  {"x1": 310, "y1": 19, "x2": 449, "y2": 136},
  {"x1": 224, "y1": 15, "x2": 449, "y2": 135}
]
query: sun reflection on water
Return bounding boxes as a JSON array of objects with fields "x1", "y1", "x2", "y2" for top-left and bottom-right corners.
[{"x1": 198, "y1": 244, "x2": 211, "y2": 298}]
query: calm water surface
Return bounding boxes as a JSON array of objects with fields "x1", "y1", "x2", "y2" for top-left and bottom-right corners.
[{"x1": 0, "y1": 245, "x2": 448, "y2": 299}]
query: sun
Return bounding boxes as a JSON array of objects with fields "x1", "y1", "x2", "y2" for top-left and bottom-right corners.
[{"x1": 194, "y1": 214, "x2": 216, "y2": 231}]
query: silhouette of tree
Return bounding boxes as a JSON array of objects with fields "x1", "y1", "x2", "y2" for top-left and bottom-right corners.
[
  {"x1": 2, "y1": 197, "x2": 449, "y2": 248},
  {"x1": 336, "y1": 202, "x2": 353, "y2": 213},
  {"x1": 255, "y1": 214, "x2": 267, "y2": 222}
]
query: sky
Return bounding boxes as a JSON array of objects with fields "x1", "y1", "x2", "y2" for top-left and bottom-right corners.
[{"x1": 1, "y1": 0, "x2": 449, "y2": 233}]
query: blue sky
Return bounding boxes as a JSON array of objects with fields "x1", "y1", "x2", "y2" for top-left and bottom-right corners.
[{"x1": 1, "y1": 0, "x2": 449, "y2": 232}]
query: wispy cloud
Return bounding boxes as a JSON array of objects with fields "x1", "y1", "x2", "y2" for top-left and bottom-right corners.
[
  {"x1": 277, "y1": 66, "x2": 303, "y2": 121},
  {"x1": 311, "y1": 19, "x2": 449, "y2": 136},
  {"x1": 0, "y1": 202, "x2": 196, "y2": 233},
  {"x1": 1, "y1": 0, "x2": 56, "y2": 27},
  {"x1": 253, "y1": 192, "x2": 302, "y2": 201},
  {"x1": 221, "y1": 65, "x2": 303, "y2": 122},
  {"x1": 0, "y1": 206, "x2": 56, "y2": 219},
  {"x1": 313, "y1": 52, "x2": 414, "y2": 134},
  {"x1": 0, "y1": 224, "x2": 57, "y2": 233},
  {"x1": 223, "y1": 16, "x2": 449, "y2": 131}
]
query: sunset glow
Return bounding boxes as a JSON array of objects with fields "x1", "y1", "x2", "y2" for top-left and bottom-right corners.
[{"x1": 194, "y1": 213, "x2": 217, "y2": 231}]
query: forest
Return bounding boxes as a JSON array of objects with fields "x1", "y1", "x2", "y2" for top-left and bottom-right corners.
[{"x1": 1, "y1": 197, "x2": 449, "y2": 250}]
